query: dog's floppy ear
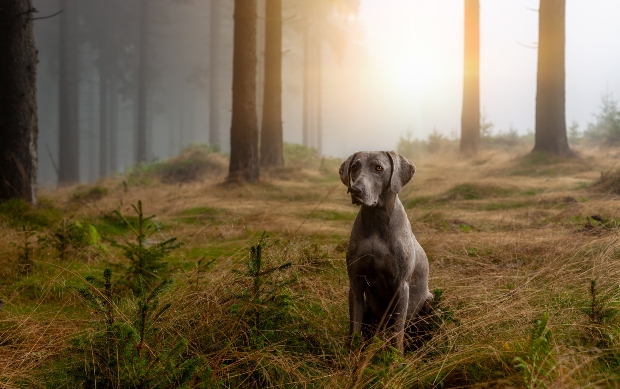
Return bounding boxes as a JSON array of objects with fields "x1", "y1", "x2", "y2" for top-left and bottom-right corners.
[
  {"x1": 339, "y1": 152, "x2": 358, "y2": 188},
  {"x1": 386, "y1": 151, "x2": 416, "y2": 194}
]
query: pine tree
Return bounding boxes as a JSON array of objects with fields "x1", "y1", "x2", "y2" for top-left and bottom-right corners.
[
  {"x1": 227, "y1": 0, "x2": 260, "y2": 183},
  {"x1": 0, "y1": 0, "x2": 39, "y2": 203},
  {"x1": 460, "y1": 0, "x2": 481, "y2": 155},
  {"x1": 533, "y1": 0, "x2": 573, "y2": 157}
]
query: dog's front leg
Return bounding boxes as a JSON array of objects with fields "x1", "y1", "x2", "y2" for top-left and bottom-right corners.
[
  {"x1": 391, "y1": 282, "x2": 409, "y2": 353},
  {"x1": 349, "y1": 279, "x2": 365, "y2": 346}
]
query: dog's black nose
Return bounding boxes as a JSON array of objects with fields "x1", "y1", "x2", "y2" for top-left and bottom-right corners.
[{"x1": 349, "y1": 185, "x2": 363, "y2": 195}]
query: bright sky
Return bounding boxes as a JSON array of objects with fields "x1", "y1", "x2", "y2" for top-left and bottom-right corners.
[{"x1": 321, "y1": 0, "x2": 620, "y2": 156}]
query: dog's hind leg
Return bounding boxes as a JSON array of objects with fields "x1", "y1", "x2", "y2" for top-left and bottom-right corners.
[{"x1": 361, "y1": 300, "x2": 377, "y2": 342}]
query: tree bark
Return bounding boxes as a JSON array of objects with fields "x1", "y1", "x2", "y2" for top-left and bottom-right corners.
[
  {"x1": 209, "y1": 0, "x2": 221, "y2": 148},
  {"x1": 533, "y1": 0, "x2": 573, "y2": 157},
  {"x1": 0, "y1": 0, "x2": 39, "y2": 203},
  {"x1": 302, "y1": 2, "x2": 309, "y2": 148},
  {"x1": 109, "y1": 74, "x2": 118, "y2": 173},
  {"x1": 227, "y1": 0, "x2": 259, "y2": 183},
  {"x1": 136, "y1": 0, "x2": 149, "y2": 163},
  {"x1": 99, "y1": 73, "x2": 109, "y2": 178},
  {"x1": 316, "y1": 19, "x2": 323, "y2": 156},
  {"x1": 260, "y1": 0, "x2": 284, "y2": 167},
  {"x1": 460, "y1": 0, "x2": 480, "y2": 155},
  {"x1": 58, "y1": 0, "x2": 80, "y2": 184}
]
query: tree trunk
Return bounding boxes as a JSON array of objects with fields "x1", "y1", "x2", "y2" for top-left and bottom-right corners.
[
  {"x1": 460, "y1": 0, "x2": 480, "y2": 155},
  {"x1": 209, "y1": 0, "x2": 221, "y2": 148},
  {"x1": 58, "y1": 0, "x2": 80, "y2": 184},
  {"x1": 533, "y1": 0, "x2": 573, "y2": 157},
  {"x1": 302, "y1": 2, "x2": 309, "y2": 148},
  {"x1": 136, "y1": 0, "x2": 149, "y2": 163},
  {"x1": 316, "y1": 20, "x2": 323, "y2": 156},
  {"x1": 0, "y1": 0, "x2": 39, "y2": 203},
  {"x1": 227, "y1": 0, "x2": 259, "y2": 183},
  {"x1": 260, "y1": 0, "x2": 284, "y2": 167},
  {"x1": 99, "y1": 73, "x2": 109, "y2": 178},
  {"x1": 109, "y1": 74, "x2": 118, "y2": 173},
  {"x1": 88, "y1": 67, "x2": 97, "y2": 182}
]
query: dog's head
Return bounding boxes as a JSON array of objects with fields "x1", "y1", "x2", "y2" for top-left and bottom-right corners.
[{"x1": 338, "y1": 151, "x2": 416, "y2": 207}]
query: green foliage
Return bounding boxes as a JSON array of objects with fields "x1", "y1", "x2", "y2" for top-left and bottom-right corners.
[
  {"x1": 307, "y1": 209, "x2": 357, "y2": 221},
  {"x1": 232, "y1": 235, "x2": 294, "y2": 345},
  {"x1": 568, "y1": 120, "x2": 582, "y2": 142},
  {"x1": 112, "y1": 201, "x2": 179, "y2": 292},
  {"x1": 407, "y1": 288, "x2": 459, "y2": 350},
  {"x1": 11, "y1": 226, "x2": 35, "y2": 276},
  {"x1": 127, "y1": 144, "x2": 226, "y2": 185},
  {"x1": 283, "y1": 142, "x2": 318, "y2": 164},
  {"x1": 445, "y1": 183, "x2": 514, "y2": 201},
  {"x1": 397, "y1": 131, "x2": 427, "y2": 159},
  {"x1": 585, "y1": 93, "x2": 620, "y2": 145},
  {"x1": 581, "y1": 280, "x2": 619, "y2": 350},
  {"x1": 396, "y1": 129, "x2": 460, "y2": 158},
  {"x1": 176, "y1": 206, "x2": 222, "y2": 225},
  {"x1": 513, "y1": 313, "x2": 556, "y2": 389},
  {"x1": 479, "y1": 113, "x2": 535, "y2": 149},
  {"x1": 41, "y1": 219, "x2": 105, "y2": 260},
  {"x1": 0, "y1": 198, "x2": 60, "y2": 228},
  {"x1": 362, "y1": 338, "x2": 406, "y2": 388},
  {"x1": 72, "y1": 186, "x2": 108, "y2": 202},
  {"x1": 55, "y1": 269, "x2": 203, "y2": 389}
]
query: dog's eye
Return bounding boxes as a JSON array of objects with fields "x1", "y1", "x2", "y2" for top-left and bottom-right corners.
[
  {"x1": 376, "y1": 166, "x2": 383, "y2": 171},
  {"x1": 351, "y1": 165, "x2": 357, "y2": 171}
]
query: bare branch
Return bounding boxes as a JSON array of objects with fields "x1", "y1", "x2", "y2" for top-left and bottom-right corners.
[{"x1": 31, "y1": 10, "x2": 62, "y2": 21}]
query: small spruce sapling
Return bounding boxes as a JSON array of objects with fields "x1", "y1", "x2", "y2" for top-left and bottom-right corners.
[
  {"x1": 71, "y1": 269, "x2": 203, "y2": 388},
  {"x1": 12, "y1": 225, "x2": 35, "y2": 275},
  {"x1": 581, "y1": 279, "x2": 618, "y2": 349},
  {"x1": 112, "y1": 200, "x2": 179, "y2": 292},
  {"x1": 42, "y1": 218, "x2": 105, "y2": 260},
  {"x1": 232, "y1": 234, "x2": 294, "y2": 346}
]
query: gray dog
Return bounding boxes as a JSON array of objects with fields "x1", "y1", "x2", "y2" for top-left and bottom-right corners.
[{"x1": 339, "y1": 151, "x2": 432, "y2": 352}]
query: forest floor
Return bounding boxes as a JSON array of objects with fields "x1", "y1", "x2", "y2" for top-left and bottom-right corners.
[{"x1": 3, "y1": 144, "x2": 620, "y2": 388}]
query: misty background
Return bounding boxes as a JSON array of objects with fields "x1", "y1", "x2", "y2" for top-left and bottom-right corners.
[{"x1": 33, "y1": 0, "x2": 620, "y2": 186}]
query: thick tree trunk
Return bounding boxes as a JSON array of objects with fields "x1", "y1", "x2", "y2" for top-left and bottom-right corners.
[
  {"x1": 316, "y1": 21, "x2": 322, "y2": 156},
  {"x1": 99, "y1": 73, "x2": 109, "y2": 178},
  {"x1": 533, "y1": 0, "x2": 573, "y2": 157},
  {"x1": 88, "y1": 67, "x2": 97, "y2": 182},
  {"x1": 0, "y1": 0, "x2": 39, "y2": 203},
  {"x1": 260, "y1": 0, "x2": 284, "y2": 167},
  {"x1": 227, "y1": 0, "x2": 259, "y2": 183},
  {"x1": 109, "y1": 74, "x2": 118, "y2": 173},
  {"x1": 460, "y1": 0, "x2": 480, "y2": 155},
  {"x1": 209, "y1": 0, "x2": 221, "y2": 148},
  {"x1": 136, "y1": 0, "x2": 149, "y2": 163},
  {"x1": 302, "y1": 1, "x2": 309, "y2": 148},
  {"x1": 58, "y1": 0, "x2": 80, "y2": 184}
]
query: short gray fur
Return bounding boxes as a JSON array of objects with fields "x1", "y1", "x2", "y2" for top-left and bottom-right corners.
[{"x1": 339, "y1": 151, "x2": 432, "y2": 352}]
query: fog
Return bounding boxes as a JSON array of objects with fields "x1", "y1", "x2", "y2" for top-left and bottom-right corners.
[{"x1": 32, "y1": 0, "x2": 620, "y2": 186}]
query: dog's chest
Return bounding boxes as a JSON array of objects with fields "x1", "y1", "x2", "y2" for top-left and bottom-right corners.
[{"x1": 348, "y1": 233, "x2": 404, "y2": 280}]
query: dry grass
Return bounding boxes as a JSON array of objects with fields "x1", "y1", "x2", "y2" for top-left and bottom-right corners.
[{"x1": 2, "y1": 145, "x2": 620, "y2": 388}]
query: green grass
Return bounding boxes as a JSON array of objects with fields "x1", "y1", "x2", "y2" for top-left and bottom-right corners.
[
  {"x1": 0, "y1": 198, "x2": 62, "y2": 228},
  {"x1": 307, "y1": 209, "x2": 357, "y2": 221},
  {"x1": 176, "y1": 206, "x2": 223, "y2": 225},
  {"x1": 445, "y1": 183, "x2": 515, "y2": 200},
  {"x1": 4, "y1": 148, "x2": 620, "y2": 388}
]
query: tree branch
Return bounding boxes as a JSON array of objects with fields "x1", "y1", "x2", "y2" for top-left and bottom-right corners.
[{"x1": 31, "y1": 10, "x2": 63, "y2": 21}]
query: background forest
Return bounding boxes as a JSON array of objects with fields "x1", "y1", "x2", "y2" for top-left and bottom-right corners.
[{"x1": 2, "y1": 0, "x2": 620, "y2": 388}]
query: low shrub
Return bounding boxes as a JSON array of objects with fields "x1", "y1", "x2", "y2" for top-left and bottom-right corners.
[{"x1": 127, "y1": 144, "x2": 227, "y2": 185}]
